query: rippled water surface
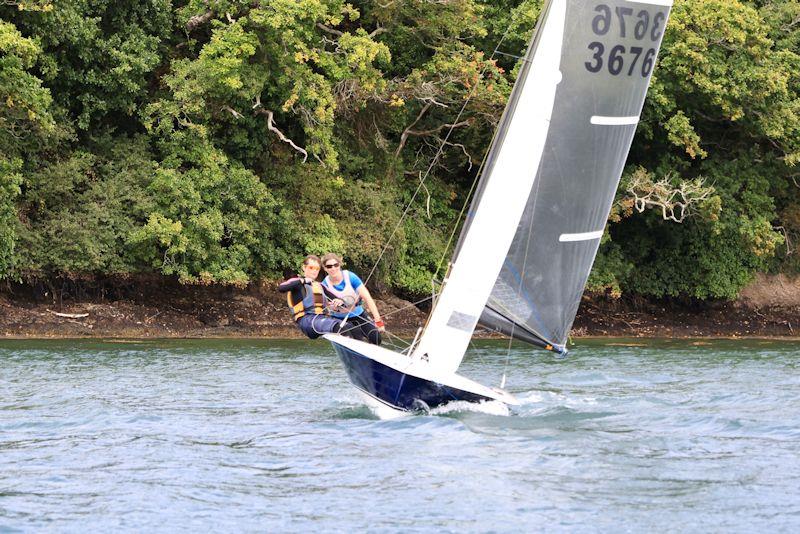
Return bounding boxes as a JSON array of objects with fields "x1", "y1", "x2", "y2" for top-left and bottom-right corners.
[{"x1": 1, "y1": 338, "x2": 799, "y2": 531}]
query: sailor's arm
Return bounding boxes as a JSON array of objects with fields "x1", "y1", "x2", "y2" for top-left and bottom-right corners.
[
  {"x1": 357, "y1": 285, "x2": 384, "y2": 332},
  {"x1": 320, "y1": 284, "x2": 345, "y2": 311},
  {"x1": 278, "y1": 276, "x2": 318, "y2": 292},
  {"x1": 277, "y1": 277, "x2": 304, "y2": 292}
]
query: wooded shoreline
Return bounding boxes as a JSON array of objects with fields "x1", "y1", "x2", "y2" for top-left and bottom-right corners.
[{"x1": 2, "y1": 275, "x2": 798, "y2": 341}]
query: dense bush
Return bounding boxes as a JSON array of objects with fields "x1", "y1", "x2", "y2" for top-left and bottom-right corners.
[{"x1": 1, "y1": 0, "x2": 797, "y2": 300}]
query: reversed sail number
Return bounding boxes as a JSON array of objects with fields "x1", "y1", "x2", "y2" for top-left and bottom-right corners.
[{"x1": 591, "y1": 5, "x2": 665, "y2": 40}]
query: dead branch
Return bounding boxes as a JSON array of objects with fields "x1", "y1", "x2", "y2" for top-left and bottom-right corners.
[
  {"x1": 401, "y1": 171, "x2": 432, "y2": 218},
  {"x1": 222, "y1": 106, "x2": 244, "y2": 119},
  {"x1": 626, "y1": 170, "x2": 714, "y2": 223},
  {"x1": 317, "y1": 23, "x2": 343, "y2": 37},
  {"x1": 47, "y1": 310, "x2": 89, "y2": 319},
  {"x1": 442, "y1": 140, "x2": 473, "y2": 171},
  {"x1": 395, "y1": 102, "x2": 432, "y2": 157},
  {"x1": 406, "y1": 120, "x2": 470, "y2": 137},
  {"x1": 370, "y1": 26, "x2": 387, "y2": 38},
  {"x1": 255, "y1": 109, "x2": 308, "y2": 162},
  {"x1": 775, "y1": 226, "x2": 792, "y2": 255}
]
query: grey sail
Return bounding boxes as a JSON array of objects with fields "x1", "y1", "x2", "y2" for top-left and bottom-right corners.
[{"x1": 472, "y1": 0, "x2": 672, "y2": 351}]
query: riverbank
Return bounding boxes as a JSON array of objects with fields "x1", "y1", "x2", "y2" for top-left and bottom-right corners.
[{"x1": 1, "y1": 274, "x2": 798, "y2": 340}]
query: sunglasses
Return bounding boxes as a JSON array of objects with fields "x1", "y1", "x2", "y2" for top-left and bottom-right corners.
[{"x1": 324, "y1": 262, "x2": 340, "y2": 269}]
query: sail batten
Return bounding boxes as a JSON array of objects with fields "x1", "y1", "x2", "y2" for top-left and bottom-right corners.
[
  {"x1": 590, "y1": 115, "x2": 639, "y2": 125},
  {"x1": 559, "y1": 230, "x2": 604, "y2": 242}
]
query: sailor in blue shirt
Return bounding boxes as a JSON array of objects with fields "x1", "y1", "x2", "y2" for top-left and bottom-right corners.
[{"x1": 320, "y1": 253, "x2": 384, "y2": 345}]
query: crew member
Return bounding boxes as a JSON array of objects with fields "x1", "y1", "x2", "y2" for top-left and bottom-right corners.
[{"x1": 278, "y1": 255, "x2": 343, "y2": 339}]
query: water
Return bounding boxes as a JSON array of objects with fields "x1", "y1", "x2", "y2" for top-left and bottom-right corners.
[{"x1": 1, "y1": 338, "x2": 799, "y2": 532}]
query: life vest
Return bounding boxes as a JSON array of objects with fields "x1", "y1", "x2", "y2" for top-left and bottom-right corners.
[
  {"x1": 287, "y1": 280, "x2": 326, "y2": 321},
  {"x1": 323, "y1": 270, "x2": 360, "y2": 309}
]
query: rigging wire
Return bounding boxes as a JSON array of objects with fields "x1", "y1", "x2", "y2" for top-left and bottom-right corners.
[
  {"x1": 329, "y1": 293, "x2": 434, "y2": 351},
  {"x1": 501, "y1": 142, "x2": 544, "y2": 388},
  {"x1": 362, "y1": 30, "x2": 519, "y2": 291},
  {"x1": 354, "y1": 24, "x2": 524, "y2": 368}
]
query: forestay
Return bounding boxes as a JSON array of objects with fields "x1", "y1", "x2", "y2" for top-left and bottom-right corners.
[{"x1": 413, "y1": 0, "x2": 673, "y2": 375}]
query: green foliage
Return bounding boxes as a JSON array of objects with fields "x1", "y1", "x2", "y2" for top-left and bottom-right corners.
[
  {"x1": 128, "y1": 142, "x2": 289, "y2": 285},
  {"x1": 0, "y1": 0, "x2": 798, "y2": 302},
  {"x1": 0, "y1": 158, "x2": 22, "y2": 277},
  {"x1": 592, "y1": 0, "x2": 800, "y2": 300},
  {"x1": 0, "y1": 19, "x2": 57, "y2": 157},
  {"x1": 586, "y1": 238, "x2": 633, "y2": 298},
  {"x1": 4, "y1": 0, "x2": 170, "y2": 131},
  {"x1": 645, "y1": 0, "x2": 800, "y2": 164},
  {"x1": 152, "y1": 0, "x2": 391, "y2": 170},
  {"x1": 14, "y1": 137, "x2": 157, "y2": 278}
]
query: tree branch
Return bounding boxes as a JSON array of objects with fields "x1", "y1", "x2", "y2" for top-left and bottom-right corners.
[
  {"x1": 395, "y1": 102, "x2": 431, "y2": 157},
  {"x1": 186, "y1": 10, "x2": 213, "y2": 31},
  {"x1": 255, "y1": 109, "x2": 308, "y2": 162},
  {"x1": 222, "y1": 106, "x2": 243, "y2": 119},
  {"x1": 316, "y1": 23, "x2": 343, "y2": 37},
  {"x1": 626, "y1": 170, "x2": 715, "y2": 223},
  {"x1": 407, "y1": 120, "x2": 470, "y2": 138},
  {"x1": 369, "y1": 26, "x2": 387, "y2": 38}
]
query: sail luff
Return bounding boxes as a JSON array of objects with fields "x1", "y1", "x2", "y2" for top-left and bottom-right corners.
[{"x1": 411, "y1": 0, "x2": 568, "y2": 376}]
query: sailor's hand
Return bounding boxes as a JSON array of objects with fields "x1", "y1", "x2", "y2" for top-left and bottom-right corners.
[
  {"x1": 330, "y1": 298, "x2": 345, "y2": 311},
  {"x1": 375, "y1": 318, "x2": 386, "y2": 333}
]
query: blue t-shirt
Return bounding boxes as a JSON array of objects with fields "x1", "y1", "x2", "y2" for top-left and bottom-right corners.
[{"x1": 323, "y1": 271, "x2": 364, "y2": 319}]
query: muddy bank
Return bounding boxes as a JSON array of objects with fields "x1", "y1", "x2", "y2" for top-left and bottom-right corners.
[
  {"x1": 0, "y1": 279, "x2": 427, "y2": 339},
  {"x1": 1, "y1": 275, "x2": 798, "y2": 340}
]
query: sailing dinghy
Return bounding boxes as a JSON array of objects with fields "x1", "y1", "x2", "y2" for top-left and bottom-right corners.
[{"x1": 326, "y1": 0, "x2": 673, "y2": 415}]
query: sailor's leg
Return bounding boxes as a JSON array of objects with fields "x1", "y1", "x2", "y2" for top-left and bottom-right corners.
[
  {"x1": 351, "y1": 314, "x2": 381, "y2": 346},
  {"x1": 296, "y1": 315, "x2": 320, "y2": 339},
  {"x1": 310, "y1": 314, "x2": 343, "y2": 336},
  {"x1": 339, "y1": 317, "x2": 366, "y2": 341}
]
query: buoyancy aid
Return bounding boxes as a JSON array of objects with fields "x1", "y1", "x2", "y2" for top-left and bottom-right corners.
[
  {"x1": 287, "y1": 280, "x2": 326, "y2": 321},
  {"x1": 322, "y1": 270, "x2": 360, "y2": 308}
]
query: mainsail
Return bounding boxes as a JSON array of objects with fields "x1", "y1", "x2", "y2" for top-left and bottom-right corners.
[{"x1": 413, "y1": 0, "x2": 673, "y2": 374}]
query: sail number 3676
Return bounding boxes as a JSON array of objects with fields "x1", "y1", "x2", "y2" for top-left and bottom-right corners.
[{"x1": 585, "y1": 5, "x2": 666, "y2": 77}]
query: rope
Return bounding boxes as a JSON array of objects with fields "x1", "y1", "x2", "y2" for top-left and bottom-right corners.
[{"x1": 378, "y1": 294, "x2": 434, "y2": 319}]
